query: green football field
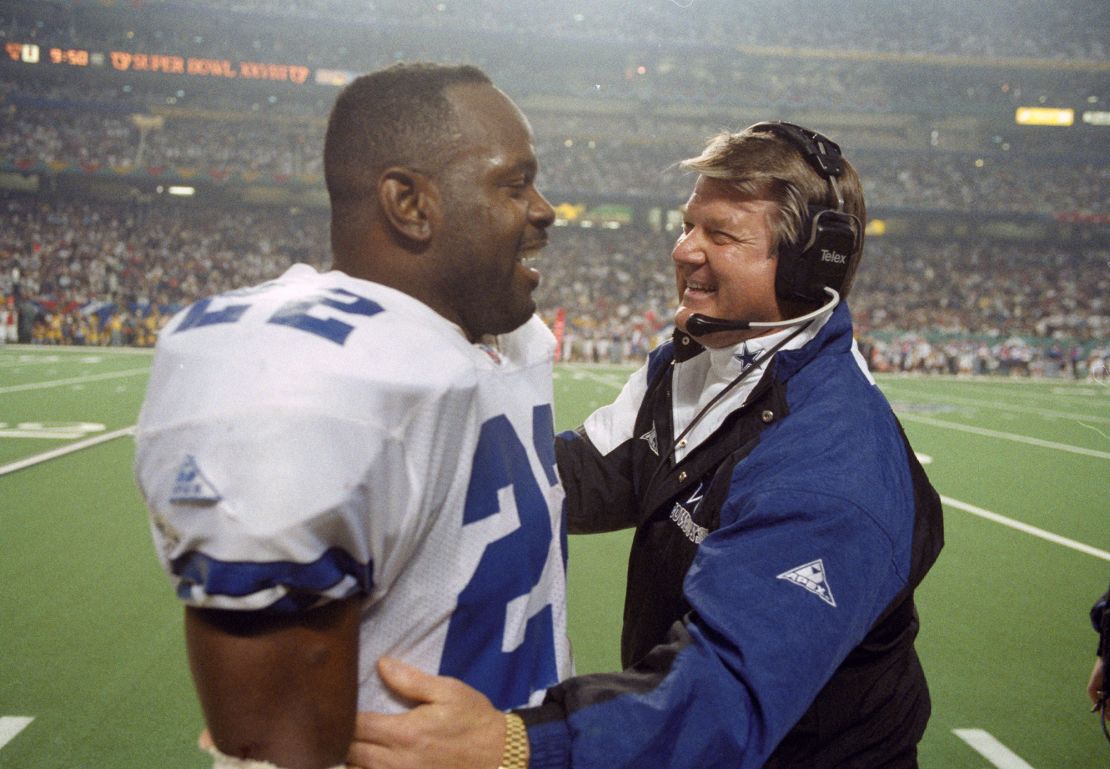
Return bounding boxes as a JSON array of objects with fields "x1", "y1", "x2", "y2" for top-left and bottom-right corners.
[{"x1": 1, "y1": 345, "x2": 1107, "y2": 768}]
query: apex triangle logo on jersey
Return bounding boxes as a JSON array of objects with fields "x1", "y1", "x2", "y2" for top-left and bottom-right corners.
[
  {"x1": 170, "y1": 455, "x2": 222, "y2": 505},
  {"x1": 640, "y1": 423, "x2": 659, "y2": 456},
  {"x1": 777, "y1": 558, "x2": 837, "y2": 607}
]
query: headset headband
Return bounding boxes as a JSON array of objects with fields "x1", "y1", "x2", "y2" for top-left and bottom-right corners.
[
  {"x1": 747, "y1": 121, "x2": 847, "y2": 210},
  {"x1": 743, "y1": 121, "x2": 861, "y2": 304}
]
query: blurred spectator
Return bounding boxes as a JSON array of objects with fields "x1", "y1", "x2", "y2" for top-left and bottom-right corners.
[
  {"x1": 1, "y1": 0, "x2": 1105, "y2": 366},
  {"x1": 5, "y1": 0, "x2": 1107, "y2": 60},
  {"x1": 2, "y1": 195, "x2": 1105, "y2": 370},
  {"x1": 0, "y1": 196, "x2": 328, "y2": 346},
  {"x1": 4, "y1": 98, "x2": 1106, "y2": 216}
]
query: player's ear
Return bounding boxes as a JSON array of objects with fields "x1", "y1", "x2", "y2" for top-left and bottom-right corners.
[{"x1": 377, "y1": 167, "x2": 440, "y2": 246}]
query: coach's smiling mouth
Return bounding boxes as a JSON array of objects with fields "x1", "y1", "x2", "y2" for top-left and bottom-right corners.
[{"x1": 684, "y1": 280, "x2": 717, "y2": 298}]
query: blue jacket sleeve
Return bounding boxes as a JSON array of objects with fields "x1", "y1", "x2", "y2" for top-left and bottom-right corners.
[{"x1": 518, "y1": 485, "x2": 907, "y2": 769}]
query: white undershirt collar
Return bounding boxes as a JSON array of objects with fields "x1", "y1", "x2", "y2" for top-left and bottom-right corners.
[{"x1": 670, "y1": 310, "x2": 833, "y2": 462}]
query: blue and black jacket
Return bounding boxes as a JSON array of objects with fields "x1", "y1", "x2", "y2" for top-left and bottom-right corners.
[{"x1": 519, "y1": 302, "x2": 944, "y2": 769}]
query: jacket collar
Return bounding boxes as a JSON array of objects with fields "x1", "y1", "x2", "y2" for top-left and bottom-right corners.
[
  {"x1": 669, "y1": 300, "x2": 853, "y2": 370},
  {"x1": 671, "y1": 330, "x2": 705, "y2": 362},
  {"x1": 774, "y1": 300, "x2": 855, "y2": 382}
]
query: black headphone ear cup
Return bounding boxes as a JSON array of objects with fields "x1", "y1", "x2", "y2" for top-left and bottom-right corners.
[
  {"x1": 775, "y1": 206, "x2": 859, "y2": 304},
  {"x1": 747, "y1": 121, "x2": 861, "y2": 304}
]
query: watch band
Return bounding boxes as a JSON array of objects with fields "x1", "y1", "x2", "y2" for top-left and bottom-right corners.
[{"x1": 499, "y1": 712, "x2": 529, "y2": 769}]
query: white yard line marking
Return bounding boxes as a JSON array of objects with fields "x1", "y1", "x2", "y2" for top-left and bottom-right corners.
[
  {"x1": 560, "y1": 366, "x2": 629, "y2": 390},
  {"x1": 0, "y1": 422, "x2": 107, "y2": 440},
  {"x1": 1051, "y1": 386, "x2": 1110, "y2": 399},
  {"x1": 884, "y1": 387, "x2": 1110, "y2": 424},
  {"x1": 0, "y1": 354, "x2": 131, "y2": 368},
  {"x1": 0, "y1": 368, "x2": 149, "y2": 395},
  {"x1": 0, "y1": 426, "x2": 136, "y2": 477},
  {"x1": 898, "y1": 413, "x2": 1110, "y2": 460},
  {"x1": 0, "y1": 357, "x2": 54, "y2": 368},
  {"x1": 0, "y1": 717, "x2": 34, "y2": 751},
  {"x1": 0, "y1": 344, "x2": 154, "y2": 357},
  {"x1": 952, "y1": 729, "x2": 1036, "y2": 769},
  {"x1": 875, "y1": 372, "x2": 1092, "y2": 388},
  {"x1": 876, "y1": 377, "x2": 1110, "y2": 411},
  {"x1": 1077, "y1": 421, "x2": 1110, "y2": 441},
  {"x1": 942, "y1": 495, "x2": 1110, "y2": 562}
]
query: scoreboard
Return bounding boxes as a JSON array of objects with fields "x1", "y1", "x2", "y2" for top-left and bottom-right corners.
[{"x1": 4, "y1": 42, "x2": 353, "y2": 87}]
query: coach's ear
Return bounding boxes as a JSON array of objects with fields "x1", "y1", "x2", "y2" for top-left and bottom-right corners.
[{"x1": 378, "y1": 167, "x2": 440, "y2": 247}]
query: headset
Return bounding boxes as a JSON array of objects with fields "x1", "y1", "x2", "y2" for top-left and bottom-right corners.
[{"x1": 684, "y1": 121, "x2": 862, "y2": 338}]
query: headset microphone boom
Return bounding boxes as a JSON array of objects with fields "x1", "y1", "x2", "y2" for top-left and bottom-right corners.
[{"x1": 684, "y1": 286, "x2": 840, "y2": 337}]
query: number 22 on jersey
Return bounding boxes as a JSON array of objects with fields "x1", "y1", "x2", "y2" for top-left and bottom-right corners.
[{"x1": 440, "y1": 406, "x2": 561, "y2": 710}]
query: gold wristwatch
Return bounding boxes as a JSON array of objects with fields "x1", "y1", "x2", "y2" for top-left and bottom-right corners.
[{"x1": 499, "y1": 712, "x2": 529, "y2": 769}]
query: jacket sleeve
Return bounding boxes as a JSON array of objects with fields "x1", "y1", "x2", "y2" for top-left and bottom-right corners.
[
  {"x1": 556, "y1": 360, "x2": 651, "y2": 535},
  {"x1": 517, "y1": 485, "x2": 908, "y2": 769}
]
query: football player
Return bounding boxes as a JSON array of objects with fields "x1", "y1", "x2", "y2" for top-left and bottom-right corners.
[{"x1": 135, "y1": 63, "x2": 570, "y2": 769}]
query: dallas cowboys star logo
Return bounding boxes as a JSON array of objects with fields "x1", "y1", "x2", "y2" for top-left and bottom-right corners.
[{"x1": 734, "y1": 344, "x2": 759, "y2": 371}]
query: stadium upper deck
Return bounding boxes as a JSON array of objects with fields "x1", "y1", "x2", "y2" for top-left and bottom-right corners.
[
  {"x1": 0, "y1": 0, "x2": 1106, "y2": 359},
  {"x1": 11, "y1": 0, "x2": 1106, "y2": 59}
]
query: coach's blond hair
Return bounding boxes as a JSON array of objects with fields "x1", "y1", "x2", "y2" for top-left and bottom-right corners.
[{"x1": 681, "y1": 126, "x2": 867, "y2": 297}]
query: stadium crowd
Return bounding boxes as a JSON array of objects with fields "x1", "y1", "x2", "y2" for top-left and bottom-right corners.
[
  {"x1": 3, "y1": 0, "x2": 1105, "y2": 121},
  {"x1": 6, "y1": 0, "x2": 1107, "y2": 61},
  {"x1": 0, "y1": 196, "x2": 327, "y2": 346},
  {"x1": 0, "y1": 52, "x2": 1100, "y2": 119},
  {"x1": 2, "y1": 195, "x2": 1106, "y2": 379},
  {"x1": 2, "y1": 99, "x2": 326, "y2": 179},
  {"x1": 1, "y1": 1, "x2": 1106, "y2": 378},
  {"x1": 4, "y1": 98, "x2": 1108, "y2": 217}
]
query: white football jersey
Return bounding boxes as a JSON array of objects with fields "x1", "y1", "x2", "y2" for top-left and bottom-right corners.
[{"x1": 135, "y1": 263, "x2": 571, "y2": 711}]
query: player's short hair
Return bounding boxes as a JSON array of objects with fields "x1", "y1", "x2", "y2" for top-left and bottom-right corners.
[
  {"x1": 680, "y1": 126, "x2": 867, "y2": 296},
  {"x1": 323, "y1": 62, "x2": 493, "y2": 207}
]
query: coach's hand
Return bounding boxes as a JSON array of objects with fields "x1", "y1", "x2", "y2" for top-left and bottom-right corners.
[{"x1": 347, "y1": 658, "x2": 507, "y2": 769}]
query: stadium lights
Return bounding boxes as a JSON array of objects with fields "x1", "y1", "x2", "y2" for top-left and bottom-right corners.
[
  {"x1": 316, "y1": 69, "x2": 355, "y2": 86},
  {"x1": 167, "y1": 186, "x2": 195, "y2": 197},
  {"x1": 1014, "y1": 107, "x2": 1074, "y2": 127},
  {"x1": 131, "y1": 114, "x2": 165, "y2": 130},
  {"x1": 1082, "y1": 111, "x2": 1110, "y2": 126}
]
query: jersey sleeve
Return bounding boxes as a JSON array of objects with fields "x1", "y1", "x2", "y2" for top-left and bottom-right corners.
[{"x1": 135, "y1": 329, "x2": 475, "y2": 614}]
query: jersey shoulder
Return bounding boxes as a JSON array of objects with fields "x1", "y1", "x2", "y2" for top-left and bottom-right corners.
[
  {"x1": 495, "y1": 315, "x2": 556, "y2": 367},
  {"x1": 142, "y1": 266, "x2": 482, "y2": 432},
  {"x1": 161, "y1": 265, "x2": 466, "y2": 363}
]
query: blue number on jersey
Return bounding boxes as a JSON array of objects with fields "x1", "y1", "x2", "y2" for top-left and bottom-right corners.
[
  {"x1": 267, "y1": 288, "x2": 382, "y2": 345},
  {"x1": 440, "y1": 406, "x2": 560, "y2": 710},
  {"x1": 174, "y1": 297, "x2": 251, "y2": 331},
  {"x1": 174, "y1": 288, "x2": 382, "y2": 345}
]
